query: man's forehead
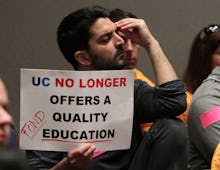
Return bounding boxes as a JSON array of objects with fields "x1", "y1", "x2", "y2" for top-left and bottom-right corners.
[
  {"x1": 0, "y1": 80, "x2": 9, "y2": 106},
  {"x1": 90, "y1": 17, "x2": 116, "y2": 37}
]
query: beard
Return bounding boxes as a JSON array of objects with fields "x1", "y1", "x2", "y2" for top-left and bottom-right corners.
[{"x1": 89, "y1": 50, "x2": 127, "y2": 70}]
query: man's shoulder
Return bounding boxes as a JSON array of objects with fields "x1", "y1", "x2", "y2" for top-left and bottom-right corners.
[
  {"x1": 134, "y1": 69, "x2": 155, "y2": 87},
  {"x1": 134, "y1": 79, "x2": 148, "y2": 88}
]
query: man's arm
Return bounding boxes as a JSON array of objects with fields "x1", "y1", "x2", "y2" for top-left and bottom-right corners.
[
  {"x1": 134, "y1": 79, "x2": 186, "y2": 122},
  {"x1": 26, "y1": 143, "x2": 96, "y2": 170},
  {"x1": 115, "y1": 18, "x2": 177, "y2": 85}
]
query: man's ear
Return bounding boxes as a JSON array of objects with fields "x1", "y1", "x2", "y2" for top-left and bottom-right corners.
[{"x1": 74, "y1": 51, "x2": 92, "y2": 66}]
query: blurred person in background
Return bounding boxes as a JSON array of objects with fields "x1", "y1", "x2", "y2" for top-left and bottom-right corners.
[
  {"x1": 184, "y1": 24, "x2": 220, "y2": 169},
  {"x1": 0, "y1": 78, "x2": 16, "y2": 149},
  {"x1": 0, "y1": 78, "x2": 28, "y2": 170},
  {"x1": 110, "y1": 8, "x2": 191, "y2": 129}
]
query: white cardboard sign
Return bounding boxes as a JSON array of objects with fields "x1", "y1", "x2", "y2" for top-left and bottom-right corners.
[{"x1": 20, "y1": 69, "x2": 134, "y2": 152}]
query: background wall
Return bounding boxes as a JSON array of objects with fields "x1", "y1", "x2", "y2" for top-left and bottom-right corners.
[{"x1": 0, "y1": 0, "x2": 219, "y2": 126}]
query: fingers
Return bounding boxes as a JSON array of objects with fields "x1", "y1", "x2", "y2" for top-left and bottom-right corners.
[
  {"x1": 67, "y1": 143, "x2": 96, "y2": 167},
  {"x1": 83, "y1": 143, "x2": 96, "y2": 157},
  {"x1": 115, "y1": 18, "x2": 146, "y2": 31},
  {"x1": 76, "y1": 143, "x2": 96, "y2": 157},
  {"x1": 77, "y1": 143, "x2": 93, "y2": 155},
  {"x1": 115, "y1": 18, "x2": 155, "y2": 47},
  {"x1": 68, "y1": 143, "x2": 96, "y2": 161}
]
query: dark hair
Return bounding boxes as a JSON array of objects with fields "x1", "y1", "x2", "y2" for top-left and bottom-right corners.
[
  {"x1": 110, "y1": 8, "x2": 137, "y2": 22},
  {"x1": 183, "y1": 24, "x2": 220, "y2": 93},
  {"x1": 57, "y1": 6, "x2": 110, "y2": 69}
]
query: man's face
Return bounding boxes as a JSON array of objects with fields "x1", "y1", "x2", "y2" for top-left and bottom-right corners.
[
  {"x1": 0, "y1": 80, "x2": 11, "y2": 148},
  {"x1": 0, "y1": 80, "x2": 9, "y2": 110},
  {"x1": 88, "y1": 18, "x2": 127, "y2": 70},
  {"x1": 117, "y1": 31, "x2": 140, "y2": 69},
  {"x1": 0, "y1": 106, "x2": 11, "y2": 147}
]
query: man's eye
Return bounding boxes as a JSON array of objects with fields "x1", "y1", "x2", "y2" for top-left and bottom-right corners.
[
  {"x1": 99, "y1": 33, "x2": 112, "y2": 43},
  {"x1": 101, "y1": 35, "x2": 110, "y2": 42}
]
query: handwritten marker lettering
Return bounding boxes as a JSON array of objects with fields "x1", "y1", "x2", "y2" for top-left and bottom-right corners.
[{"x1": 21, "y1": 111, "x2": 46, "y2": 139}]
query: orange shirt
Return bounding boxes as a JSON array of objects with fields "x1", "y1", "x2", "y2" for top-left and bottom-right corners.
[{"x1": 134, "y1": 68, "x2": 192, "y2": 131}]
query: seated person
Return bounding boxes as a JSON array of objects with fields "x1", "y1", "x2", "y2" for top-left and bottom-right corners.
[
  {"x1": 189, "y1": 66, "x2": 220, "y2": 169},
  {"x1": 26, "y1": 6, "x2": 187, "y2": 170},
  {"x1": 0, "y1": 106, "x2": 12, "y2": 148},
  {"x1": 0, "y1": 78, "x2": 15, "y2": 149},
  {"x1": 185, "y1": 24, "x2": 220, "y2": 169},
  {"x1": 109, "y1": 8, "x2": 192, "y2": 132}
]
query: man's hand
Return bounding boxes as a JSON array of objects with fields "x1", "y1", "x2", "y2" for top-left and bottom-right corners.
[
  {"x1": 67, "y1": 143, "x2": 96, "y2": 169},
  {"x1": 116, "y1": 17, "x2": 177, "y2": 84},
  {"x1": 115, "y1": 18, "x2": 155, "y2": 47},
  {"x1": 51, "y1": 143, "x2": 96, "y2": 170}
]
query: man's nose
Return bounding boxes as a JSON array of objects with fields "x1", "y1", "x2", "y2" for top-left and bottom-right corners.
[
  {"x1": 124, "y1": 39, "x2": 133, "y2": 52},
  {"x1": 114, "y1": 32, "x2": 125, "y2": 47},
  {"x1": 0, "y1": 106, "x2": 12, "y2": 125}
]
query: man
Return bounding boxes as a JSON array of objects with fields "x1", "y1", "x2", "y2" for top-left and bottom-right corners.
[
  {"x1": 109, "y1": 8, "x2": 189, "y2": 169},
  {"x1": 0, "y1": 79, "x2": 13, "y2": 148},
  {"x1": 0, "y1": 78, "x2": 30, "y2": 150},
  {"x1": 26, "y1": 6, "x2": 187, "y2": 170},
  {"x1": 0, "y1": 79, "x2": 28, "y2": 169},
  {"x1": 110, "y1": 8, "x2": 191, "y2": 128},
  {"x1": 0, "y1": 106, "x2": 12, "y2": 148}
]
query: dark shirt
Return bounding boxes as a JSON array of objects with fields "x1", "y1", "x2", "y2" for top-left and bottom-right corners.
[{"x1": 26, "y1": 79, "x2": 186, "y2": 170}]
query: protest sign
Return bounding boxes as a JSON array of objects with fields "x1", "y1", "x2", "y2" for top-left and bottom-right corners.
[{"x1": 20, "y1": 68, "x2": 134, "y2": 152}]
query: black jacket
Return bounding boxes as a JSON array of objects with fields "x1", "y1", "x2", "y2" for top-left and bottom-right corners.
[{"x1": 26, "y1": 79, "x2": 186, "y2": 170}]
